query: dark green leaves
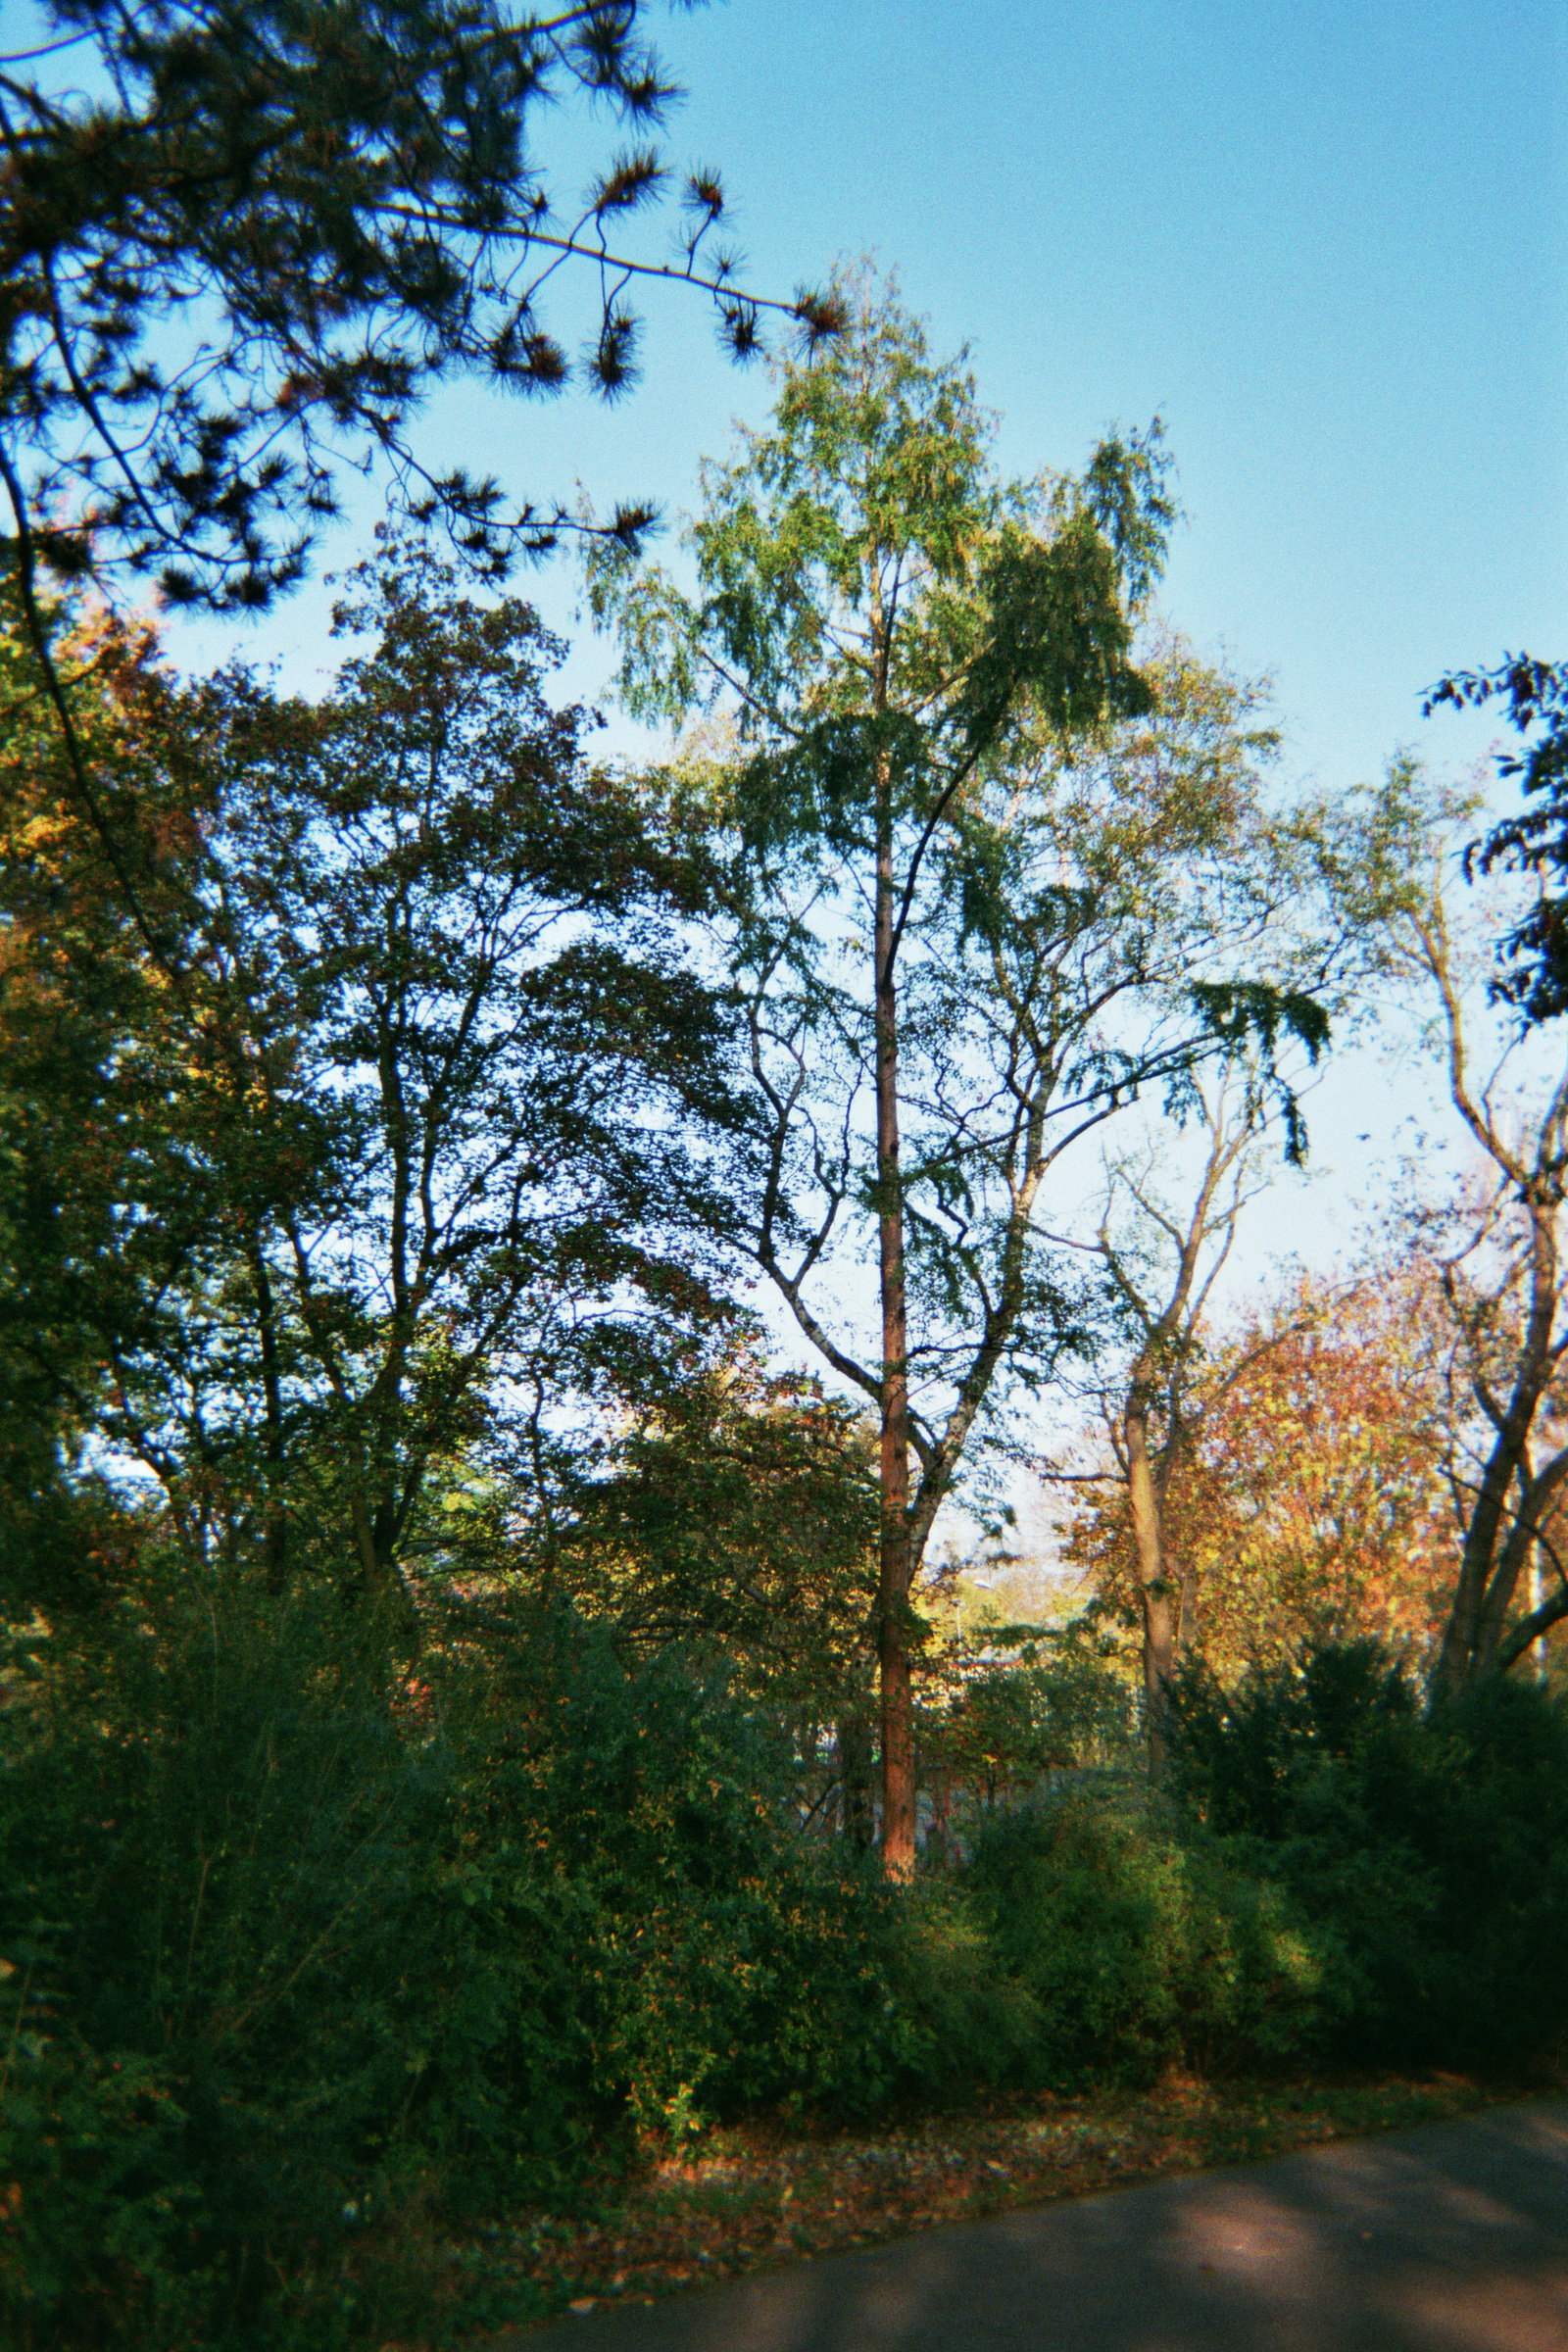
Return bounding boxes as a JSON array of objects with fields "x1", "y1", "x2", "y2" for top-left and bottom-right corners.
[
  {"x1": 958, "y1": 515, "x2": 1153, "y2": 755},
  {"x1": 1189, "y1": 981, "x2": 1331, "y2": 1163},
  {"x1": 0, "y1": 539, "x2": 747, "y2": 1596},
  {"x1": 1431, "y1": 656, "x2": 1568, "y2": 1025},
  {"x1": 0, "y1": 1, "x2": 837, "y2": 605},
  {"x1": 1080, "y1": 418, "x2": 1179, "y2": 614}
]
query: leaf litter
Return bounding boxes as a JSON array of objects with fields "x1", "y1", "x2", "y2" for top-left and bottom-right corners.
[{"x1": 447, "y1": 2072, "x2": 1493, "y2": 2335}]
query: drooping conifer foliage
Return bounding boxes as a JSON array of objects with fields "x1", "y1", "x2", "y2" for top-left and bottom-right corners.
[{"x1": 590, "y1": 273, "x2": 1340, "y2": 1873}]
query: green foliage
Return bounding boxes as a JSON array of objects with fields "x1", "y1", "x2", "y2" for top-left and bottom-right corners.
[
  {"x1": 448, "y1": 1602, "x2": 906, "y2": 2133},
  {"x1": 1168, "y1": 1642, "x2": 1568, "y2": 2073},
  {"x1": 2, "y1": 214, "x2": 1561, "y2": 2348},
  {"x1": 922, "y1": 1613, "x2": 1138, "y2": 1812},
  {"x1": 553, "y1": 1340, "x2": 878, "y2": 1709},
  {"x1": 8, "y1": 1578, "x2": 1567, "y2": 2352},
  {"x1": 1433, "y1": 655, "x2": 1568, "y2": 1025},
  {"x1": 588, "y1": 270, "x2": 1327, "y2": 1594},
  {"x1": 0, "y1": 550, "x2": 746, "y2": 1608},
  {"x1": 964, "y1": 1794, "x2": 1329, "y2": 2086},
  {"x1": 2, "y1": 1, "x2": 837, "y2": 609},
  {"x1": 877, "y1": 1882, "x2": 1043, "y2": 2098},
  {"x1": 1166, "y1": 1641, "x2": 1420, "y2": 1840},
  {"x1": 0, "y1": 1577, "x2": 917, "y2": 2346}
]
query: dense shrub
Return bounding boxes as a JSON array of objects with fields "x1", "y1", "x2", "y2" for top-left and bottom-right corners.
[
  {"x1": 1168, "y1": 1642, "x2": 1568, "y2": 2073},
  {"x1": 3, "y1": 1585, "x2": 519, "y2": 2348},
  {"x1": 441, "y1": 1603, "x2": 911, "y2": 2133},
  {"x1": 1165, "y1": 1640, "x2": 1421, "y2": 1838},
  {"x1": 963, "y1": 1791, "x2": 1329, "y2": 2084},
  {"x1": 0, "y1": 1585, "x2": 910, "y2": 2348},
  {"x1": 8, "y1": 1598, "x2": 1564, "y2": 2351}
]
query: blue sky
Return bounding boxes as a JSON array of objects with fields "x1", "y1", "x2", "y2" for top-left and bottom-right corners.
[
  {"x1": 166, "y1": 0, "x2": 1565, "y2": 1302},
  {"x1": 191, "y1": 0, "x2": 1565, "y2": 812}
]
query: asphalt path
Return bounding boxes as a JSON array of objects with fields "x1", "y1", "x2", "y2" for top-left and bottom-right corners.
[{"x1": 509, "y1": 2097, "x2": 1568, "y2": 2350}]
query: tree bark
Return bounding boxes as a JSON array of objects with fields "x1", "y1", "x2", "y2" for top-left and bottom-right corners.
[
  {"x1": 1104, "y1": 1108, "x2": 1247, "y2": 1776},
  {"x1": 348, "y1": 1491, "x2": 388, "y2": 1594},
  {"x1": 1126, "y1": 1361, "x2": 1177, "y2": 1777},
  {"x1": 245, "y1": 1235, "x2": 288, "y2": 1594},
  {"x1": 874, "y1": 734, "x2": 917, "y2": 1879},
  {"x1": 1410, "y1": 908, "x2": 1568, "y2": 1698},
  {"x1": 1433, "y1": 1191, "x2": 1562, "y2": 1695}
]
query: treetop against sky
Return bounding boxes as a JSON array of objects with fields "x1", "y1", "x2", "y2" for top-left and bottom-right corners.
[
  {"x1": 10, "y1": 0, "x2": 1564, "y2": 1295},
  {"x1": 144, "y1": 1, "x2": 1562, "y2": 786}
]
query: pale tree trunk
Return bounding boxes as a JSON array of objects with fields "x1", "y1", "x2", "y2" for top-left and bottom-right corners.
[
  {"x1": 1433, "y1": 1195, "x2": 1558, "y2": 1694},
  {"x1": 1125, "y1": 1358, "x2": 1178, "y2": 1777},
  {"x1": 1411, "y1": 897, "x2": 1568, "y2": 1693},
  {"x1": 1102, "y1": 1098, "x2": 1255, "y2": 1777}
]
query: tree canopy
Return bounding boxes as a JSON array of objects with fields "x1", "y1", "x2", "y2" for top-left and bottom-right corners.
[
  {"x1": 591, "y1": 272, "x2": 1339, "y2": 1870},
  {"x1": 0, "y1": 542, "x2": 747, "y2": 1612},
  {"x1": 0, "y1": 0, "x2": 841, "y2": 612}
]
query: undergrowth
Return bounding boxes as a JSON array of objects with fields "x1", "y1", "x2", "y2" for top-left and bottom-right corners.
[{"x1": 3, "y1": 1588, "x2": 1563, "y2": 2349}]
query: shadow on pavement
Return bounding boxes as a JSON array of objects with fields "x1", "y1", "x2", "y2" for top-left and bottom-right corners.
[{"x1": 507, "y1": 2098, "x2": 1568, "y2": 2350}]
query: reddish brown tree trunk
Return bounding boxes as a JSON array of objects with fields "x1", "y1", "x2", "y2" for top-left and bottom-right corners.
[{"x1": 874, "y1": 738, "x2": 916, "y2": 1879}]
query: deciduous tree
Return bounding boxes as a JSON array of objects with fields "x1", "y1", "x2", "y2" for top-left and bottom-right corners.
[
  {"x1": 551, "y1": 1335, "x2": 879, "y2": 1710},
  {"x1": 1062, "y1": 1266, "x2": 1460, "y2": 1682},
  {"x1": 0, "y1": 541, "x2": 742, "y2": 1605},
  {"x1": 1075, "y1": 1060, "x2": 1286, "y2": 1771},
  {"x1": 591, "y1": 274, "x2": 1329, "y2": 1871},
  {"x1": 1330, "y1": 762, "x2": 1568, "y2": 1689},
  {"x1": 0, "y1": 0, "x2": 841, "y2": 1074}
]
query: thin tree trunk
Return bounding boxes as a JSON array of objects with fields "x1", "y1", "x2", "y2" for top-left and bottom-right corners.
[
  {"x1": 246, "y1": 1236, "x2": 288, "y2": 1594},
  {"x1": 1105, "y1": 1105, "x2": 1246, "y2": 1775},
  {"x1": 350, "y1": 1492, "x2": 385, "y2": 1594},
  {"x1": 875, "y1": 738, "x2": 917, "y2": 1878},
  {"x1": 1126, "y1": 1362, "x2": 1177, "y2": 1777},
  {"x1": 1433, "y1": 1195, "x2": 1559, "y2": 1695}
]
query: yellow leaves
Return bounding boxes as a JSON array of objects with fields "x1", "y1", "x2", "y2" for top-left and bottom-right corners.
[{"x1": 1068, "y1": 1261, "x2": 1459, "y2": 1675}]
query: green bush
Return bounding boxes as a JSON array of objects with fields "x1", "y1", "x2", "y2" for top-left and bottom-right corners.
[
  {"x1": 873, "y1": 1881, "x2": 1044, "y2": 2098},
  {"x1": 10, "y1": 1590, "x2": 1562, "y2": 2351},
  {"x1": 1, "y1": 1583, "x2": 537, "y2": 2347},
  {"x1": 1168, "y1": 1643, "x2": 1568, "y2": 2074},
  {"x1": 0, "y1": 1583, "x2": 918, "y2": 2347},
  {"x1": 962, "y1": 1791, "x2": 1329, "y2": 2085},
  {"x1": 1165, "y1": 1640, "x2": 1420, "y2": 1839},
  {"x1": 442, "y1": 1604, "x2": 911, "y2": 2133}
]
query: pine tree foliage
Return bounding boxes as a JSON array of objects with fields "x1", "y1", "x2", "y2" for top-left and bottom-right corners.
[{"x1": 0, "y1": 0, "x2": 842, "y2": 611}]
